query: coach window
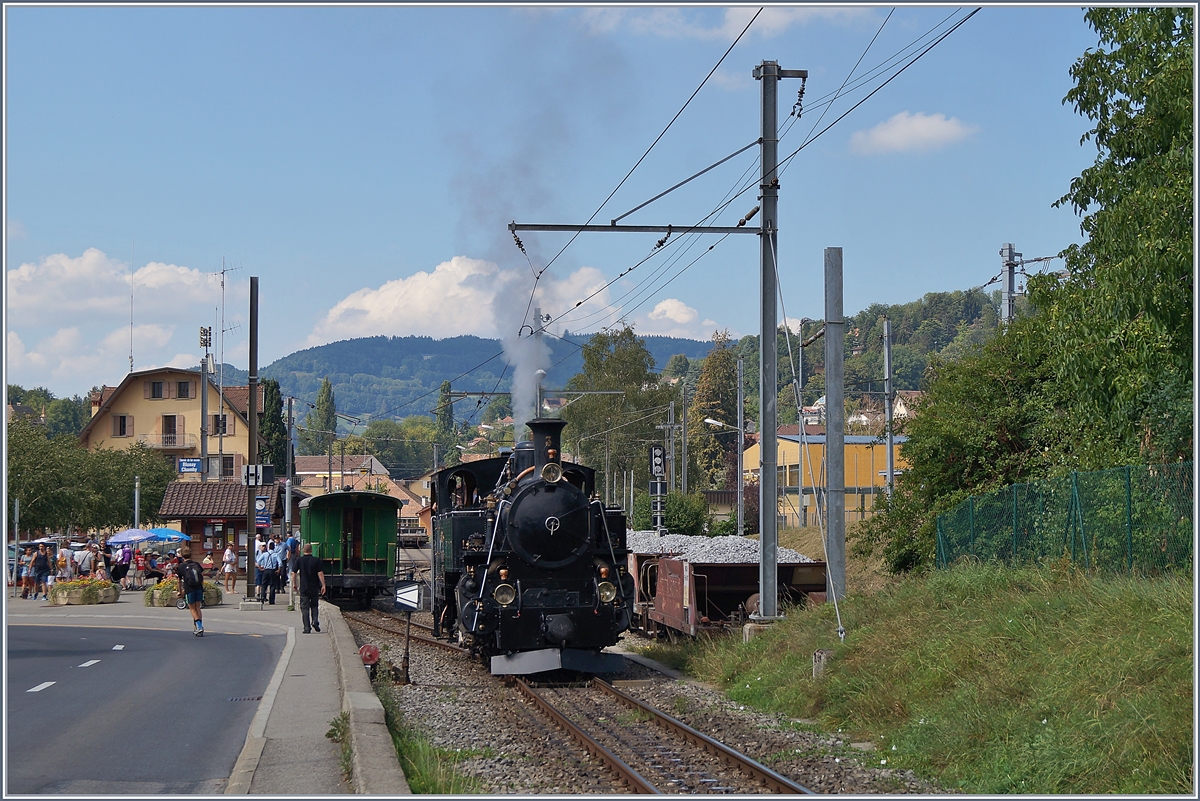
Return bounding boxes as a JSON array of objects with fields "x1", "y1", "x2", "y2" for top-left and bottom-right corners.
[{"x1": 447, "y1": 470, "x2": 479, "y2": 509}]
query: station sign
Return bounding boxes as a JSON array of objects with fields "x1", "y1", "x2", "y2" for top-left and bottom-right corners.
[
  {"x1": 178, "y1": 457, "x2": 203, "y2": 473},
  {"x1": 255, "y1": 496, "x2": 271, "y2": 527},
  {"x1": 393, "y1": 580, "x2": 422, "y2": 612}
]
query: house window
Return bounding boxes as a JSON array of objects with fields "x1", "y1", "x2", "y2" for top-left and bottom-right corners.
[
  {"x1": 162, "y1": 415, "x2": 178, "y2": 447},
  {"x1": 177, "y1": 381, "x2": 191, "y2": 399},
  {"x1": 112, "y1": 415, "x2": 131, "y2": 437},
  {"x1": 222, "y1": 456, "x2": 235, "y2": 478},
  {"x1": 212, "y1": 414, "x2": 229, "y2": 435},
  {"x1": 150, "y1": 381, "x2": 164, "y2": 399}
]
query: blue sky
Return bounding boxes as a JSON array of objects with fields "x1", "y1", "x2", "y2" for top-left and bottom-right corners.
[{"x1": 5, "y1": 4, "x2": 1101, "y2": 398}]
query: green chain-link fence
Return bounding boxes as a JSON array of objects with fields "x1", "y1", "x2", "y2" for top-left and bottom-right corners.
[{"x1": 936, "y1": 463, "x2": 1193, "y2": 575}]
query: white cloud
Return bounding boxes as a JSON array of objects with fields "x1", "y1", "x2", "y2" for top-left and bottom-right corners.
[
  {"x1": 649, "y1": 298, "x2": 699, "y2": 325},
  {"x1": 5, "y1": 247, "x2": 223, "y2": 394},
  {"x1": 307, "y1": 256, "x2": 613, "y2": 346},
  {"x1": 6, "y1": 248, "x2": 220, "y2": 327},
  {"x1": 849, "y1": 111, "x2": 979, "y2": 155},
  {"x1": 579, "y1": 6, "x2": 870, "y2": 40}
]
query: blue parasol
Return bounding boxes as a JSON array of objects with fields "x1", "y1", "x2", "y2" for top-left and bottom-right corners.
[
  {"x1": 146, "y1": 528, "x2": 191, "y2": 542},
  {"x1": 109, "y1": 528, "x2": 156, "y2": 545}
]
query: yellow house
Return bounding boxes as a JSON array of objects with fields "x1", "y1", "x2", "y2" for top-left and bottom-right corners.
[
  {"x1": 79, "y1": 367, "x2": 265, "y2": 480},
  {"x1": 742, "y1": 433, "x2": 909, "y2": 526}
]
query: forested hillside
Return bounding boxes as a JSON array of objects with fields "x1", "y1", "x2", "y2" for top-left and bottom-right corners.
[{"x1": 259, "y1": 333, "x2": 713, "y2": 422}]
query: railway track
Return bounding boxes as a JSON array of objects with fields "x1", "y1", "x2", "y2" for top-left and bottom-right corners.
[
  {"x1": 513, "y1": 678, "x2": 812, "y2": 794},
  {"x1": 347, "y1": 606, "x2": 813, "y2": 794}
]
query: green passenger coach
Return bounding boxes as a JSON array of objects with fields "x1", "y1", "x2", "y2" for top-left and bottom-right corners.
[{"x1": 299, "y1": 490, "x2": 400, "y2": 607}]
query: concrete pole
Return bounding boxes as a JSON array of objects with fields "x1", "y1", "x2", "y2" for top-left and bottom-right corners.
[
  {"x1": 285, "y1": 396, "x2": 294, "y2": 534},
  {"x1": 824, "y1": 248, "x2": 846, "y2": 602},
  {"x1": 680, "y1": 384, "x2": 688, "y2": 495},
  {"x1": 736, "y1": 358, "x2": 745, "y2": 538},
  {"x1": 134, "y1": 476, "x2": 141, "y2": 530},
  {"x1": 999, "y1": 243, "x2": 1020, "y2": 324},
  {"x1": 883, "y1": 316, "x2": 894, "y2": 496},
  {"x1": 245, "y1": 276, "x2": 259, "y2": 599},
  {"x1": 757, "y1": 60, "x2": 781, "y2": 620},
  {"x1": 667, "y1": 401, "x2": 676, "y2": 493},
  {"x1": 200, "y1": 334, "x2": 209, "y2": 483}
]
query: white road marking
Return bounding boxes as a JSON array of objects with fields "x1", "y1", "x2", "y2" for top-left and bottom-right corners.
[
  {"x1": 78, "y1": 659, "x2": 100, "y2": 667},
  {"x1": 112, "y1": 645, "x2": 125, "y2": 650},
  {"x1": 27, "y1": 682, "x2": 56, "y2": 692}
]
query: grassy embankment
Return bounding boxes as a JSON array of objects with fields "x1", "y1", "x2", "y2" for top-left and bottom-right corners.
[{"x1": 636, "y1": 526, "x2": 1194, "y2": 794}]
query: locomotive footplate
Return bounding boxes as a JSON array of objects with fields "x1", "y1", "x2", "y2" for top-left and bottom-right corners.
[{"x1": 491, "y1": 647, "x2": 627, "y2": 675}]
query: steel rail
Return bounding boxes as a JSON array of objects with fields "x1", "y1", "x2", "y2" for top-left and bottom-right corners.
[
  {"x1": 594, "y1": 678, "x2": 814, "y2": 795},
  {"x1": 512, "y1": 679, "x2": 661, "y2": 795},
  {"x1": 342, "y1": 611, "x2": 465, "y2": 654}
]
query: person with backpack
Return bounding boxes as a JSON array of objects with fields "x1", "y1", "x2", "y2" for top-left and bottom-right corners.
[{"x1": 176, "y1": 546, "x2": 206, "y2": 636}]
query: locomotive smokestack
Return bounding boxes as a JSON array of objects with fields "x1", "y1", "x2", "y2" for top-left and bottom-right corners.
[{"x1": 526, "y1": 417, "x2": 566, "y2": 474}]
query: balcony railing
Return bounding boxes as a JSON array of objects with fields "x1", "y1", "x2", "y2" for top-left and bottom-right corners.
[{"x1": 136, "y1": 433, "x2": 198, "y2": 450}]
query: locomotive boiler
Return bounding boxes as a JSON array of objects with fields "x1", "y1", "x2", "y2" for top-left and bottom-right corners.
[{"x1": 431, "y1": 418, "x2": 633, "y2": 674}]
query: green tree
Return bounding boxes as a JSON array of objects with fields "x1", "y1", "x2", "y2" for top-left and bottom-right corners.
[
  {"x1": 259, "y1": 379, "x2": 289, "y2": 471},
  {"x1": 6, "y1": 419, "x2": 79, "y2": 535},
  {"x1": 686, "y1": 331, "x2": 740, "y2": 489},
  {"x1": 298, "y1": 378, "x2": 337, "y2": 456},
  {"x1": 666, "y1": 492, "x2": 708, "y2": 536},
  {"x1": 45, "y1": 395, "x2": 89, "y2": 438},
  {"x1": 78, "y1": 443, "x2": 174, "y2": 531},
  {"x1": 562, "y1": 326, "x2": 672, "y2": 494},
  {"x1": 663, "y1": 353, "x2": 690, "y2": 379},
  {"x1": 1030, "y1": 7, "x2": 1193, "y2": 464}
]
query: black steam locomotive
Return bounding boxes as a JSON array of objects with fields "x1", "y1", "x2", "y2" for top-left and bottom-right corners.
[{"x1": 431, "y1": 418, "x2": 633, "y2": 674}]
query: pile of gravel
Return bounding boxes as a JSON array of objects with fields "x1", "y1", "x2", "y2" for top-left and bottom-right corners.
[{"x1": 625, "y1": 531, "x2": 813, "y2": 563}]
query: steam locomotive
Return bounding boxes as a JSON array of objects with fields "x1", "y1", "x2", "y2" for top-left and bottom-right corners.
[{"x1": 431, "y1": 418, "x2": 634, "y2": 674}]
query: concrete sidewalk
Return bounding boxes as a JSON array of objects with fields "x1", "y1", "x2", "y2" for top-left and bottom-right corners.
[{"x1": 6, "y1": 589, "x2": 410, "y2": 795}]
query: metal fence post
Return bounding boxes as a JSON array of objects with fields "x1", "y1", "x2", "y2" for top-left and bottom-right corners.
[
  {"x1": 1125, "y1": 465, "x2": 1133, "y2": 575},
  {"x1": 969, "y1": 496, "x2": 975, "y2": 554},
  {"x1": 1012, "y1": 484, "x2": 1018, "y2": 564}
]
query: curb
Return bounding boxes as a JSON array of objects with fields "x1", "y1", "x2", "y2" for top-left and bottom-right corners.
[{"x1": 325, "y1": 601, "x2": 412, "y2": 795}]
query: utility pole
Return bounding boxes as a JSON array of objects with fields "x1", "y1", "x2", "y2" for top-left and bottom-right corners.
[
  {"x1": 200, "y1": 327, "x2": 212, "y2": 482},
  {"x1": 680, "y1": 383, "x2": 688, "y2": 495},
  {"x1": 824, "y1": 249, "x2": 846, "y2": 605},
  {"x1": 754, "y1": 60, "x2": 804, "y2": 621},
  {"x1": 882, "y1": 316, "x2": 894, "y2": 496},
  {"x1": 285, "y1": 396, "x2": 294, "y2": 535},
  {"x1": 134, "y1": 476, "x2": 141, "y2": 530},
  {"x1": 1000, "y1": 243, "x2": 1021, "y2": 324},
  {"x1": 736, "y1": 358, "x2": 745, "y2": 537},
  {"x1": 245, "y1": 276, "x2": 259, "y2": 600}
]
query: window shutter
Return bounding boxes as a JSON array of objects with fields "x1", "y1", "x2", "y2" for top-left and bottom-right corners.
[
  {"x1": 233, "y1": 453, "x2": 244, "y2": 479},
  {"x1": 190, "y1": 381, "x2": 197, "y2": 400},
  {"x1": 112, "y1": 416, "x2": 120, "y2": 436},
  {"x1": 144, "y1": 381, "x2": 150, "y2": 399},
  {"x1": 228, "y1": 416, "x2": 235, "y2": 436},
  {"x1": 167, "y1": 380, "x2": 176, "y2": 399},
  {"x1": 177, "y1": 415, "x2": 185, "y2": 435},
  {"x1": 128, "y1": 415, "x2": 134, "y2": 435}
]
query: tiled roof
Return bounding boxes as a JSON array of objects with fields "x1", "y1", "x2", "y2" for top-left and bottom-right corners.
[
  {"x1": 293, "y1": 455, "x2": 383, "y2": 474},
  {"x1": 220, "y1": 385, "x2": 266, "y2": 417},
  {"x1": 159, "y1": 481, "x2": 277, "y2": 519}
]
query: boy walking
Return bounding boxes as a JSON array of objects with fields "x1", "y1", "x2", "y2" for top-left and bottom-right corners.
[{"x1": 176, "y1": 546, "x2": 206, "y2": 636}]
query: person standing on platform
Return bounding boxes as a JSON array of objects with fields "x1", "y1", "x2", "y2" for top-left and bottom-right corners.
[
  {"x1": 222, "y1": 541, "x2": 237, "y2": 593},
  {"x1": 176, "y1": 546, "x2": 206, "y2": 636},
  {"x1": 254, "y1": 541, "x2": 276, "y2": 604},
  {"x1": 295, "y1": 543, "x2": 325, "y2": 634}
]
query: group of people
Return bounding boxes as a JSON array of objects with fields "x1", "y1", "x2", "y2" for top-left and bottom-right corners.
[
  {"x1": 13, "y1": 538, "x2": 187, "y2": 601},
  {"x1": 252, "y1": 532, "x2": 299, "y2": 605}
]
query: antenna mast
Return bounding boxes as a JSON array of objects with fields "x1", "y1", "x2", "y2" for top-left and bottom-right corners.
[{"x1": 129, "y1": 237, "x2": 135, "y2": 373}]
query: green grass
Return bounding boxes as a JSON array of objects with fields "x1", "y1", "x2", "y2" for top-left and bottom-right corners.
[
  {"x1": 324, "y1": 712, "x2": 353, "y2": 783},
  {"x1": 374, "y1": 680, "x2": 482, "y2": 794},
  {"x1": 648, "y1": 562, "x2": 1193, "y2": 794}
]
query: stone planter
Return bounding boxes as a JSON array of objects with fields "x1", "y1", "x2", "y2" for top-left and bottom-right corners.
[
  {"x1": 145, "y1": 581, "x2": 223, "y2": 608},
  {"x1": 51, "y1": 583, "x2": 121, "y2": 605}
]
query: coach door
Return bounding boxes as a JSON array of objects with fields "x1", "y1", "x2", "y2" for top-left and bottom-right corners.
[{"x1": 343, "y1": 506, "x2": 363, "y2": 572}]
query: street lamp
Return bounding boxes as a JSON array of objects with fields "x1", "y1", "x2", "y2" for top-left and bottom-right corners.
[{"x1": 705, "y1": 417, "x2": 744, "y2": 538}]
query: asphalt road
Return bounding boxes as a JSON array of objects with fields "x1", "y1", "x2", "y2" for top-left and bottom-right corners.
[{"x1": 7, "y1": 624, "x2": 283, "y2": 794}]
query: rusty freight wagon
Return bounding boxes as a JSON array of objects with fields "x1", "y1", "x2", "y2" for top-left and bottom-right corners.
[{"x1": 629, "y1": 552, "x2": 827, "y2": 637}]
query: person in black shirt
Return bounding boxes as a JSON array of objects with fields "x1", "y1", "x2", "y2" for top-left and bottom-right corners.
[
  {"x1": 295, "y1": 543, "x2": 326, "y2": 634},
  {"x1": 31, "y1": 544, "x2": 51, "y2": 601}
]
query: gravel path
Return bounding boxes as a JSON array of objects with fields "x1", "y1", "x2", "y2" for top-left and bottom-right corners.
[{"x1": 345, "y1": 607, "x2": 949, "y2": 794}]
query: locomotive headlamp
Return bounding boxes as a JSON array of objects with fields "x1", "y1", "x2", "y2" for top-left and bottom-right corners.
[
  {"x1": 499, "y1": 568, "x2": 509, "y2": 580},
  {"x1": 493, "y1": 583, "x2": 517, "y2": 606},
  {"x1": 541, "y1": 462, "x2": 563, "y2": 483},
  {"x1": 598, "y1": 566, "x2": 610, "y2": 579},
  {"x1": 597, "y1": 581, "x2": 617, "y2": 603}
]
